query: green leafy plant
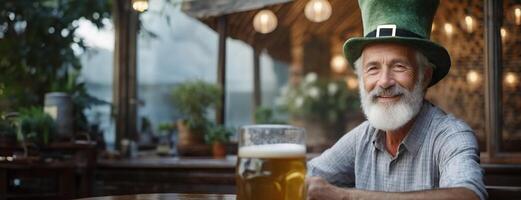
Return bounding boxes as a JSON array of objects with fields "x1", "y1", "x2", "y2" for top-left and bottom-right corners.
[
  {"x1": 254, "y1": 106, "x2": 287, "y2": 124},
  {"x1": 277, "y1": 72, "x2": 360, "y2": 123},
  {"x1": 51, "y1": 69, "x2": 110, "y2": 133},
  {"x1": 18, "y1": 107, "x2": 56, "y2": 145},
  {"x1": 204, "y1": 125, "x2": 232, "y2": 144},
  {"x1": 171, "y1": 80, "x2": 222, "y2": 132},
  {"x1": 157, "y1": 122, "x2": 176, "y2": 135},
  {"x1": 0, "y1": 112, "x2": 16, "y2": 138},
  {"x1": 0, "y1": 0, "x2": 112, "y2": 126}
]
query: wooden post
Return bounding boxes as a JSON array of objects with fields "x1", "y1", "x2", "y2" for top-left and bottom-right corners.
[
  {"x1": 217, "y1": 16, "x2": 227, "y2": 125},
  {"x1": 484, "y1": 0, "x2": 503, "y2": 158},
  {"x1": 113, "y1": 0, "x2": 139, "y2": 149},
  {"x1": 290, "y1": 26, "x2": 304, "y2": 87},
  {"x1": 253, "y1": 48, "x2": 261, "y2": 122}
]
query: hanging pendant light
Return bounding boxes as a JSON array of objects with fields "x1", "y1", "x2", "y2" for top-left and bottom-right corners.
[
  {"x1": 132, "y1": 0, "x2": 149, "y2": 12},
  {"x1": 305, "y1": 0, "x2": 332, "y2": 23},
  {"x1": 253, "y1": 10, "x2": 278, "y2": 34}
]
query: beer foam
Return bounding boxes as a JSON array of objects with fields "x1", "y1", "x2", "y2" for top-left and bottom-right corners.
[{"x1": 238, "y1": 143, "x2": 306, "y2": 158}]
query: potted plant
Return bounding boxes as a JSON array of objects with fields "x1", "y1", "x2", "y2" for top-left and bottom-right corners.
[
  {"x1": 0, "y1": 113, "x2": 17, "y2": 147},
  {"x1": 205, "y1": 125, "x2": 232, "y2": 159},
  {"x1": 18, "y1": 107, "x2": 56, "y2": 146},
  {"x1": 156, "y1": 122, "x2": 175, "y2": 156},
  {"x1": 277, "y1": 72, "x2": 360, "y2": 150},
  {"x1": 171, "y1": 80, "x2": 221, "y2": 156}
]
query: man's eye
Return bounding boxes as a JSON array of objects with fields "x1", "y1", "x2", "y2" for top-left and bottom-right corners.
[
  {"x1": 365, "y1": 66, "x2": 378, "y2": 75},
  {"x1": 393, "y1": 64, "x2": 407, "y2": 72}
]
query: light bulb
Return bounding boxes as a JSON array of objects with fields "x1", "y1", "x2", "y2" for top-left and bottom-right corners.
[
  {"x1": 466, "y1": 70, "x2": 480, "y2": 84},
  {"x1": 444, "y1": 23, "x2": 453, "y2": 36},
  {"x1": 253, "y1": 10, "x2": 278, "y2": 34},
  {"x1": 305, "y1": 0, "x2": 332, "y2": 23},
  {"x1": 505, "y1": 72, "x2": 518, "y2": 87},
  {"x1": 132, "y1": 0, "x2": 148, "y2": 12},
  {"x1": 465, "y1": 15, "x2": 473, "y2": 33},
  {"x1": 345, "y1": 77, "x2": 358, "y2": 90},
  {"x1": 331, "y1": 55, "x2": 347, "y2": 74}
]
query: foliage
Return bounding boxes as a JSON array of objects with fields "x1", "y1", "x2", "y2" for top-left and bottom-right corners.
[
  {"x1": 204, "y1": 124, "x2": 232, "y2": 144},
  {"x1": 18, "y1": 107, "x2": 56, "y2": 145},
  {"x1": 277, "y1": 72, "x2": 360, "y2": 123},
  {"x1": 0, "y1": 112, "x2": 16, "y2": 137},
  {"x1": 0, "y1": 0, "x2": 112, "y2": 125},
  {"x1": 51, "y1": 69, "x2": 110, "y2": 132},
  {"x1": 171, "y1": 80, "x2": 222, "y2": 131},
  {"x1": 254, "y1": 106, "x2": 287, "y2": 124},
  {"x1": 157, "y1": 122, "x2": 176, "y2": 135}
]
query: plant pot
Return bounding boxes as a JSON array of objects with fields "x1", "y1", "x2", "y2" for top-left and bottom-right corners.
[
  {"x1": 212, "y1": 142, "x2": 226, "y2": 159},
  {"x1": 176, "y1": 120, "x2": 210, "y2": 156}
]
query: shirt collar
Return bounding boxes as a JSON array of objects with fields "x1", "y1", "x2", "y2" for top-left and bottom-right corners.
[
  {"x1": 370, "y1": 101, "x2": 434, "y2": 157},
  {"x1": 401, "y1": 101, "x2": 434, "y2": 157}
]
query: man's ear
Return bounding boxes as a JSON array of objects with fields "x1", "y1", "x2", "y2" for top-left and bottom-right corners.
[{"x1": 422, "y1": 66, "x2": 433, "y2": 90}]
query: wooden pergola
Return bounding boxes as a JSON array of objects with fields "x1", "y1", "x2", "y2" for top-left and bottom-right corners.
[
  {"x1": 181, "y1": 0, "x2": 363, "y2": 126},
  {"x1": 179, "y1": 0, "x2": 519, "y2": 163}
]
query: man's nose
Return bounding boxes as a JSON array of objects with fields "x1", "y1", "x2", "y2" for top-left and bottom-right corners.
[{"x1": 377, "y1": 69, "x2": 395, "y2": 89}]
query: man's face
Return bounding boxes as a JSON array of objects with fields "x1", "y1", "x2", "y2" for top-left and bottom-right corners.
[
  {"x1": 361, "y1": 43, "x2": 418, "y2": 100},
  {"x1": 358, "y1": 43, "x2": 427, "y2": 131}
]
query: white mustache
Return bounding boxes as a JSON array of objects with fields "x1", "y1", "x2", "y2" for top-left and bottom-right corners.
[{"x1": 368, "y1": 85, "x2": 409, "y2": 101}]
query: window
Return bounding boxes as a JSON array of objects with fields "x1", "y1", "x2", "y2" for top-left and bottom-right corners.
[{"x1": 77, "y1": 18, "x2": 115, "y2": 148}]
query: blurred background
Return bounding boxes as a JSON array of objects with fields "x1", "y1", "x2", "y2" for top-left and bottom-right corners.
[{"x1": 0, "y1": 0, "x2": 520, "y2": 199}]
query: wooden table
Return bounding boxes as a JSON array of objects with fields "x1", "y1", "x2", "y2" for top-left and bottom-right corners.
[{"x1": 78, "y1": 193, "x2": 236, "y2": 200}]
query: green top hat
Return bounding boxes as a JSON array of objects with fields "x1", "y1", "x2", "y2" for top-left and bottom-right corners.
[{"x1": 343, "y1": 0, "x2": 450, "y2": 87}]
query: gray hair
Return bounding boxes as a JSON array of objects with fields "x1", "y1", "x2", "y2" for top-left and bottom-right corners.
[{"x1": 353, "y1": 50, "x2": 435, "y2": 88}]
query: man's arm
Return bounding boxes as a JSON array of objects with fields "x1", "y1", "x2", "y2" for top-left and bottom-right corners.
[{"x1": 306, "y1": 176, "x2": 480, "y2": 200}]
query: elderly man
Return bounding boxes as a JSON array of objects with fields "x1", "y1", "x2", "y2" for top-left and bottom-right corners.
[{"x1": 306, "y1": 0, "x2": 486, "y2": 200}]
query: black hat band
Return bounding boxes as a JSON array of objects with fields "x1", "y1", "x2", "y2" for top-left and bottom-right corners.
[{"x1": 366, "y1": 26, "x2": 424, "y2": 39}]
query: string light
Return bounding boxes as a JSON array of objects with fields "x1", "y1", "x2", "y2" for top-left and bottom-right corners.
[
  {"x1": 444, "y1": 23, "x2": 453, "y2": 36},
  {"x1": 515, "y1": 6, "x2": 521, "y2": 25},
  {"x1": 466, "y1": 70, "x2": 480, "y2": 84},
  {"x1": 253, "y1": 10, "x2": 278, "y2": 34},
  {"x1": 465, "y1": 15, "x2": 474, "y2": 33},
  {"x1": 305, "y1": 0, "x2": 332, "y2": 23},
  {"x1": 132, "y1": 0, "x2": 148, "y2": 12},
  {"x1": 501, "y1": 27, "x2": 507, "y2": 40},
  {"x1": 345, "y1": 76, "x2": 358, "y2": 90},
  {"x1": 330, "y1": 55, "x2": 347, "y2": 74},
  {"x1": 505, "y1": 72, "x2": 518, "y2": 87}
]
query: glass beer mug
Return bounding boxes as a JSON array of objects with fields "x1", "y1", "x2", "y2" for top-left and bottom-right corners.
[{"x1": 236, "y1": 125, "x2": 306, "y2": 200}]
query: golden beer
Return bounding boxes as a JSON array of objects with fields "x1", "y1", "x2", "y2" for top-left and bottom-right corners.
[{"x1": 236, "y1": 143, "x2": 306, "y2": 200}]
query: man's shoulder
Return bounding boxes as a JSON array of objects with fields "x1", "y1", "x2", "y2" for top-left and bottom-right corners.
[
  {"x1": 427, "y1": 104, "x2": 477, "y2": 147},
  {"x1": 344, "y1": 120, "x2": 375, "y2": 144},
  {"x1": 429, "y1": 104, "x2": 473, "y2": 134}
]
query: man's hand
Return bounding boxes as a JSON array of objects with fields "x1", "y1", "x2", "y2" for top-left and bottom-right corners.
[{"x1": 306, "y1": 176, "x2": 352, "y2": 200}]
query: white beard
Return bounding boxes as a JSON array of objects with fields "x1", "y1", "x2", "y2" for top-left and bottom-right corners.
[{"x1": 359, "y1": 81, "x2": 424, "y2": 131}]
